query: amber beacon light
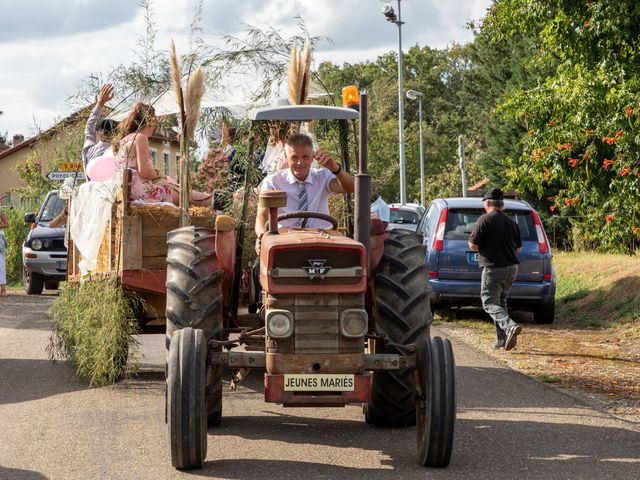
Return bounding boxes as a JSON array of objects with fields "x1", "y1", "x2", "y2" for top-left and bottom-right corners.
[{"x1": 342, "y1": 86, "x2": 360, "y2": 109}]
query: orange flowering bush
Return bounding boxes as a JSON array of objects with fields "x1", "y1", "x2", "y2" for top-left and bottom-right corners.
[{"x1": 487, "y1": 0, "x2": 640, "y2": 252}]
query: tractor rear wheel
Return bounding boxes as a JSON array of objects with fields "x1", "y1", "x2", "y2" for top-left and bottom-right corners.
[
  {"x1": 365, "y1": 229, "x2": 431, "y2": 427},
  {"x1": 168, "y1": 327, "x2": 207, "y2": 469},
  {"x1": 166, "y1": 226, "x2": 224, "y2": 426},
  {"x1": 416, "y1": 336, "x2": 456, "y2": 467}
]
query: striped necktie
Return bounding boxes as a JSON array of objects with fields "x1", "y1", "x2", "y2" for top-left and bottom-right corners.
[{"x1": 298, "y1": 181, "x2": 308, "y2": 227}]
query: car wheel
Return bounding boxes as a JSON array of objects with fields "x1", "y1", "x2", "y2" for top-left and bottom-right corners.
[
  {"x1": 24, "y1": 268, "x2": 45, "y2": 295},
  {"x1": 533, "y1": 302, "x2": 555, "y2": 324}
]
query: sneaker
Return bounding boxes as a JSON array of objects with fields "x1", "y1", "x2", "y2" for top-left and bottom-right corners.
[{"x1": 504, "y1": 324, "x2": 522, "y2": 351}]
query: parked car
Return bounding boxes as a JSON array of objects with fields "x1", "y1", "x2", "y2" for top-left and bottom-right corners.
[
  {"x1": 417, "y1": 197, "x2": 556, "y2": 324},
  {"x1": 388, "y1": 203, "x2": 425, "y2": 231},
  {"x1": 22, "y1": 190, "x2": 67, "y2": 294}
]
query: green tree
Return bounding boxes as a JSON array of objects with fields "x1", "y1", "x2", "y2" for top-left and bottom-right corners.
[
  {"x1": 317, "y1": 44, "x2": 484, "y2": 203},
  {"x1": 482, "y1": 0, "x2": 640, "y2": 252}
]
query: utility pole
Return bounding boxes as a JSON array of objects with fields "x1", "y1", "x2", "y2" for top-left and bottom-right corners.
[
  {"x1": 458, "y1": 134, "x2": 467, "y2": 197},
  {"x1": 381, "y1": 0, "x2": 406, "y2": 204},
  {"x1": 406, "y1": 89, "x2": 425, "y2": 207}
]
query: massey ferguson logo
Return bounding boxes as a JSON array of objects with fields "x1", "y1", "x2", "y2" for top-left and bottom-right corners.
[{"x1": 303, "y1": 259, "x2": 331, "y2": 280}]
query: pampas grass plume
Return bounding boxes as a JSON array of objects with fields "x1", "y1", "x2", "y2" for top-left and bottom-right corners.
[
  {"x1": 288, "y1": 44, "x2": 300, "y2": 105},
  {"x1": 299, "y1": 39, "x2": 312, "y2": 105},
  {"x1": 170, "y1": 40, "x2": 184, "y2": 111},
  {"x1": 185, "y1": 67, "x2": 205, "y2": 140}
]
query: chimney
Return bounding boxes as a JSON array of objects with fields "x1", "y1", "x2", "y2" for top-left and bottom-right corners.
[{"x1": 12, "y1": 134, "x2": 25, "y2": 146}]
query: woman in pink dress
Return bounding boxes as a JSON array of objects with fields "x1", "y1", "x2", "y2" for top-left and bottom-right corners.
[{"x1": 116, "y1": 103, "x2": 211, "y2": 205}]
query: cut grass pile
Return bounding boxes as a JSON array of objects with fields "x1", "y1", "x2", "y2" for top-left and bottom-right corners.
[{"x1": 48, "y1": 278, "x2": 140, "y2": 386}]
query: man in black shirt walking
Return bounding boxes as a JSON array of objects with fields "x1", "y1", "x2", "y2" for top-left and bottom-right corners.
[{"x1": 468, "y1": 188, "x2": 523, "y2": 350}]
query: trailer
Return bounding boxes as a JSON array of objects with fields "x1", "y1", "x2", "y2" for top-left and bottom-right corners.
[{"x1": 67, "y1": 169, "x2": 215, "y2": 329}]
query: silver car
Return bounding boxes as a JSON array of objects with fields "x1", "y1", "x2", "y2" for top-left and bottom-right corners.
[
  {"x1": 388, "y1": 203, "x2": 425, "y2": 231},
  {"x1": 22, "y1": 190, "x2": 67, "y2": 294}
]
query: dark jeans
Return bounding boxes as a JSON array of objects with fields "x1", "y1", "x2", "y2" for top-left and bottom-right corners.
[{"x1": 481, "y1": 264, "x2": 518, "y2": 343}]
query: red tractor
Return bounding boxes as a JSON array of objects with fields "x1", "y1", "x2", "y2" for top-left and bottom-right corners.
[{"x1": 165, "y1": 93, "x2": 456, "y2": 470}]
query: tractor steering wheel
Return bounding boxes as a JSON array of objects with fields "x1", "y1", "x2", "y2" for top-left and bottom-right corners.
[{"x1": 277, "y1": 211, "x2": 339, "y2": 230}]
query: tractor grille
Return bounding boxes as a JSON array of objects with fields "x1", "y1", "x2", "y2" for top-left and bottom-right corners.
[
  {"x1": 294, "y1": 296, "x2": 340, "y2": 353},
  {"x1": 266, "y1": 293, "x2": 364, "y2": 354},
  {"x1": 270, "y1": 247, "x2": 363, "y2": 287}
]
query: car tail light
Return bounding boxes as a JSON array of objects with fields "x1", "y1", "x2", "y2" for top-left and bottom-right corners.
[
  {"x1": 428, "y1": 271, "x2": 438, "y2": 278},
  {"x1": 531, "y1": 210, "x2": 549, "y2": 254},
  {"x1": 543, "y1": 273, "x2": 552, "y2": 281},
  {"x1": 432, "y1": 208, "x2": 448, "y2": 251}
]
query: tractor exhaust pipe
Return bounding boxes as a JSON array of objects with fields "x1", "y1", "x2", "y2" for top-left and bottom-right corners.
[{"x1": 354, "y1": 91, "x2": 371, "y2": 265}]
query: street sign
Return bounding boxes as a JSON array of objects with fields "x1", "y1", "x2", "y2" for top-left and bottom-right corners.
[
  {"x1": 46, "y1": 171, "x2": 86, "y2": 181},
  {"x1": 60, "y1": 162, "x2": 82, "y2": 171}
]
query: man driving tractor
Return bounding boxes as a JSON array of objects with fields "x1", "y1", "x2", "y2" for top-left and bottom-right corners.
[{"x1": 254, "y1": 133, "x2": 355, "y2": 250}]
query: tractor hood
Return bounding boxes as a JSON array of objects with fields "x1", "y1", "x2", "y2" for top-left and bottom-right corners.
[{"x1": 259, "y1": 228, "x2": 367, "y2": 295}]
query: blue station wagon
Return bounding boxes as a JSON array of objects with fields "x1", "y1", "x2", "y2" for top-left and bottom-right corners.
[{"x1": 417, "y1": 197, "x2": 556, "y2": 324}]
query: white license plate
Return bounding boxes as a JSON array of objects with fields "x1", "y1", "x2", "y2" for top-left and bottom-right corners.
[
  {"x1": 56, "y1": 261, "x2": 67, "y2": 271},
  {"x1": 284, "y1": 374, "x2": 355, "y2": 392}
]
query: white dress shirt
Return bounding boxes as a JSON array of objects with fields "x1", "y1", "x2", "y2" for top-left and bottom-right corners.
[{"x1": 261, "y1": 167, "x2": 335, "y2": 229}]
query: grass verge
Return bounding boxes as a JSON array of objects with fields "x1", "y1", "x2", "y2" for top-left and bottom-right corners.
[
  {"x1": 435, "y1": 252, "x2": 640, "y2": 420},
  {"x1": 48, "y1": 278, "x2": 141, "y2": 386}
]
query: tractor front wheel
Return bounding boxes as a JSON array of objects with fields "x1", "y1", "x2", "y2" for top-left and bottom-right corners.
[
  {"x1": 167, "y1": 327, "x2": 207, "y2": 470},
  {"x1": 416, "y1": 336, "x2": 456, "y2": 467}
]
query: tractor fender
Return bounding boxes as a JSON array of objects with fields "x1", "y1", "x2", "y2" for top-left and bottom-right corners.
[
  {"x1": 369, "y1": 219, "x2": 388, "y2": 272},
  {"x1": 215, "y1": 215, "x2": 236, "y2": 279}
]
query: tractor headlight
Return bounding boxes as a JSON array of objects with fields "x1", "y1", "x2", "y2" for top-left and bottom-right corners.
[
  {"x1": 31, "y1": 239, "x2": 43, "y2": 250},
  {"x1": 266, "y1": 309, "x2": 294, "y2": 338},
  {"x1": 340, "y1": 309, "x2": 368, "y2": 338}
]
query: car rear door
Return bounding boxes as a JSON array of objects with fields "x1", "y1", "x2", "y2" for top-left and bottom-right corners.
[
  {"x1": 437, "y1": 208, "x2": 483, "y2": 280},
  {"x1": 437, "y1": 207, "x2": 544, "y2": 282},
  {"x1": 507, "y1": 210, "x2": 544, "y2": 282}
]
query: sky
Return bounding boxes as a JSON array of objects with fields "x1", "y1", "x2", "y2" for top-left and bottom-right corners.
[{"x1": 0, "y1": 0, "x2": 492, "y2": 141}]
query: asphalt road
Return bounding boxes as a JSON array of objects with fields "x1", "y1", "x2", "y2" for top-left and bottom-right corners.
[{"x1": 1, "y1": 292, "x2": 639, "y2": 480}]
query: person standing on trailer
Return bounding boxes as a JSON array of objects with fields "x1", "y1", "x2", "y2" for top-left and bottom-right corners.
[{"x1": 82, "y1": 83, "x2": 117, "y2": 174}]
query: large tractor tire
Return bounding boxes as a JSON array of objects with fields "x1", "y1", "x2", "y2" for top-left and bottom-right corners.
[
  {"x1": 166, "y1": 226, "x2": 224, "y2": 426},
  {"x1": 168, "y1": 327, "x2": 207, "y2": 469},
  {"x1": 416, "y1": 336, "x2": 456, "y2": 467},
  {"x1": 365, "y1": 229, "x2": 431, "y2": 427}
]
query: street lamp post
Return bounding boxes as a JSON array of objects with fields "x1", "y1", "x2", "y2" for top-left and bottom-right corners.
[
  {"x1": 406, "y1": 89, "x2": 425, "y2": 208},
  {"x1": 381, "y1": 0, "x2": 406, "y2": 205}
]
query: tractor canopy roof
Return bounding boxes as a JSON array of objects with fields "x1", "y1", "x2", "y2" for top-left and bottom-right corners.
[{"x1": 248, "y1": 104, "x2": 359, "y2": 122}]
